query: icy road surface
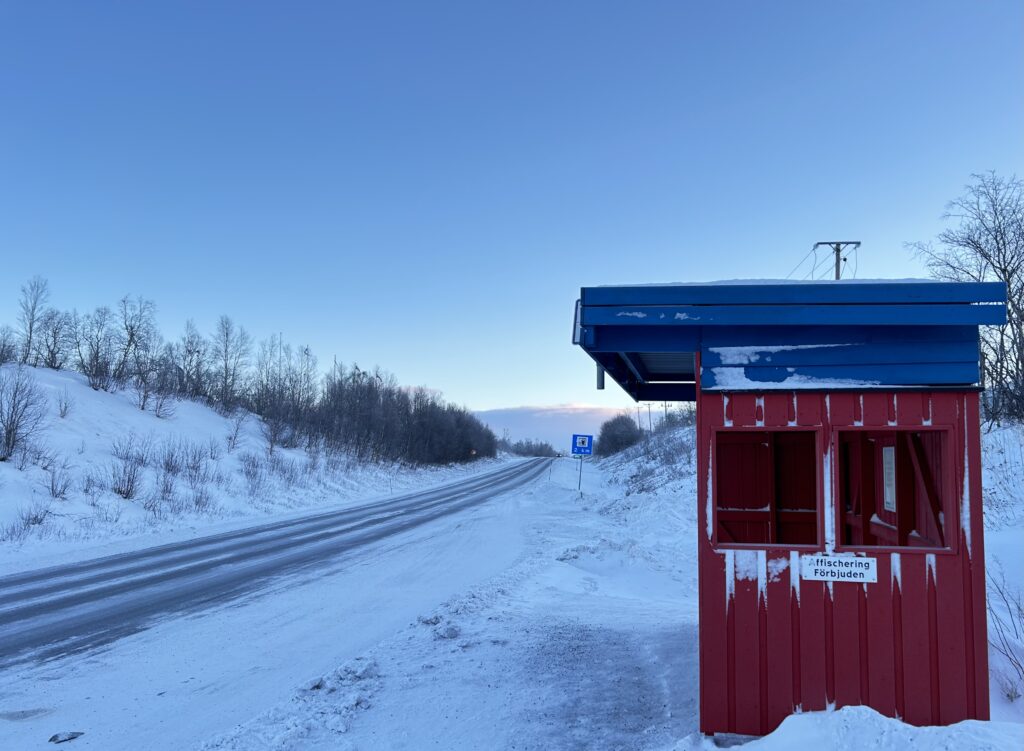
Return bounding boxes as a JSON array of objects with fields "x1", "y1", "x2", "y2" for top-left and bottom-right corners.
[
  {"x1": 0, "y1": 458, "x2": 549, "y2": 665},
  {"x1": 0, "y1": 458, "x2": 549, "y2": 749}
]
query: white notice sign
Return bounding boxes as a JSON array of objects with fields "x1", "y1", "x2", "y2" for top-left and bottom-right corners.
[
  {"x1": 882, "y1": 446, "x2": 896, "y2": 513},
  {"x1": 801, "y1": 555, "x2": 878, "y2": 583}
]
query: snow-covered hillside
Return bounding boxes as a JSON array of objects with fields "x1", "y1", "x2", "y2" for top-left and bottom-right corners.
[
  {"x1": 195, "y1": 425, "x2": 1024, "y2": 750},
  {"x1": 0, "y1": 365, "x2": 508, "y2": 569}
]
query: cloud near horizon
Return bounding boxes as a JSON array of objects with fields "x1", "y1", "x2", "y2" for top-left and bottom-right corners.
[{"x1": 474, "y1": 404, "x2": 632, "y2": 450}]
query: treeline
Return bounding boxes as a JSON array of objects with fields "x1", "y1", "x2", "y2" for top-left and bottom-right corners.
[
  {"x1": 0, "y1": 278, "x2": 496, "y2": 464},
  {"x1": 596, "y1": 404, "x2": 696, "y2": 457},
  {"x1": 498, "y1": 437, "x2": 557, "y2": 457}
]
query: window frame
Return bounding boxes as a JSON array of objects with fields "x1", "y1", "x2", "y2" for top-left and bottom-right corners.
[
  {"x1": 832, "y1": 425, "x2": 959, "y2": 556},
  {"x1": 710, "y1": 425, "x2": 823, "y2": 551}
]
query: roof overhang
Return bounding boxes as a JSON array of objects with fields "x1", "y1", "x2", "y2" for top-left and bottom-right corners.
[{"x1": 573, "y1": 280, "x2": 1008, "y2": 402}]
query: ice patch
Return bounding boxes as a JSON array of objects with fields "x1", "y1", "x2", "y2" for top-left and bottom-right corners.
[
  {"x1": 708, "y1": 343, "x2": 847, "y2": 366},
  {"x1": 709, "y1": 368, "x2": 884, "y2": 391},
  {"x1": 768, "y1": 557, "x2": 789, "y2": 583},
  {"x1": 705, "y1": 446, "x2": 713, "y2": 541},
  {"x1": 734, "y1": 550, "x2": 758, "y2": 581},
  {"x1": 823, "y1": 449, "x2": 835, "y2": 553},
  {"x1": 724, "y1": 550, "x2": 735, "y2": 601},
  {"x1": 962, "y1": 417, "x2": 972, "y2": 555}
]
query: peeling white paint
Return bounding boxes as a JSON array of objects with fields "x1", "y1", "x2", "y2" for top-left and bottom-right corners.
[
  {"x1": 789, "y1": 394, "x2": 797, "y2": 427},
  {"x1": 888, "y1": 394, "x2": 897, "y2": 426},
  {"x1": 723, "y1": 394, "x2": 732, "y2": 427},
  {"x1": 855, "y1": 395, "x2": 864, "y2": 426},
  {"x1": 926, "y1": 553, "x2": 937, "y2": 584},
  {"x1": 891, "y1": 552, "x2": 902, "y2": 590},
  {"x1": 755, "y1": 395, "x2": 765, "y2": 426},
  {"x1": 675, "y1": 312, "x2": 698, "y2": 321},
  {"x1": 825, "y1": 394, "x2": 831, "y2": 422}
]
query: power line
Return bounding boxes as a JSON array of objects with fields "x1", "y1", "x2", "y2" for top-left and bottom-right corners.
[{"x1": 785, "y1": 246, "x2": 818, "y2": 280}]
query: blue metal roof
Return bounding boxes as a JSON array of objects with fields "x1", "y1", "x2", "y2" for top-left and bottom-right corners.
[{"x1": 573, "y1": 280, "x2": 1007, "y2": 401}]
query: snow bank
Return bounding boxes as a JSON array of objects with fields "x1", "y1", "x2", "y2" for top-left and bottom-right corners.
[{"x1": 680, "y1": 705, "x2": 1023, "y2": 751}]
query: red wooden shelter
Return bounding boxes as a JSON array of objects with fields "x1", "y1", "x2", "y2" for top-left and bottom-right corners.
[{"x1": 573, "y1": 280, "x2": 1008, "y2": 736}]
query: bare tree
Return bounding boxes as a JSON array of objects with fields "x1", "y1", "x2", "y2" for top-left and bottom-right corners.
[
  {"x1": 0, "y1": 326, "x2": 17, "y2": 365},
  {"x1": 17, "y1": 276, "x2": 50, "y2": 366},
  {"x1": 0, "y1": 366, "x2": 47, "y2": 461},
  {"x1": 112, "y1": 296, "x2": 157, "y2": 385},
  {"x1": 72, "y1": 307, "x2": 117, "y2": 390},
  {"x1": 35, "y1": 309, "x2": 72, "y2": 369},
  {"x1": 210, "y1": 315, "x2": 250, "y2": 409},
  {"x1": 175, "y1": 320, "x2": 209, "y2": 399},
  {"x1": 909, "y1": 172, "x2": 1024, "y2": 421},
  {"x1": 988, "y1": 568, "x2": 1024, "y2": 701}
]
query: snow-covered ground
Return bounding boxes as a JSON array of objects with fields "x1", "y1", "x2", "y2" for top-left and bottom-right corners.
[
  {"x1": 193, "y1": 427, "x2": 1020, "y2": 751},
  {"x1": 0, "y1": 366, "x2": 511, "y2": 572},
  {"x1": 2, "y1": 369, "x2": 1022, "y2": 749}
]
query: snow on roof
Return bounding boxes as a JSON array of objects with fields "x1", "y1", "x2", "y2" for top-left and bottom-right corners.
[{"x1": 596, "y1": 278, "x2": 936, "y2": 288}]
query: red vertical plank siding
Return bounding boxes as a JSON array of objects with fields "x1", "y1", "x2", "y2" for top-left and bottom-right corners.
[
  {"x1": 733, "y1": 574, "x2": 762, "y2": 734},
  {"x1": 866, "y1": 558, "x2": 897, "y2": 717},
  {"x1": 862, "y1": 393, "x2": 888, "y2": 427},
  {"x1": 898, "y1": 554, "x2": 933, "y2": 724},
  {"x1": 896, "y1": 393, "x2": 924, "y2": 425},
  {"x1": 965, "y1": 394, "x2": 990, "y2": 719},
  {"x1": 731, "y1": 393, "x2": 757, "y2": 427},
  {"x1": 765, "y1": 554, "x2": 795, "y2": 727},
  {"x1": 796, "y1": 393, "x2": 822, "y2": 427},
  {"x1": 935, "y1": 553, "x2": 968, "y2": 722},
  {"x1": 699, "y1": 550, "x2": 729, "y2": 733},
  {"x1": 697, "y1": 389, "x2": 988, "y2": 737},
  {"x1": 798, "y1": 579, "x2": 829, "y2": 712},
  {"x1": 829, "y1": 393, "x2": 855, "y2": 430},
  {"x1": 833, "y1": 581, "x2": 863, "y2": 708},
  {"x1": 763, "y1": 394, "x2": 790, "y2": 429}
]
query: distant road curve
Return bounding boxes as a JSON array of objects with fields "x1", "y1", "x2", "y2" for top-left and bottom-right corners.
[{"x1": 0, "y1": 457, "x2": 551, "y2": 667}]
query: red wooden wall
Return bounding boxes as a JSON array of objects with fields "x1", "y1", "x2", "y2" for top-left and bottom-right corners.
[{"x1": 696, "y1": 388, "x2": 989, "y2": 736}]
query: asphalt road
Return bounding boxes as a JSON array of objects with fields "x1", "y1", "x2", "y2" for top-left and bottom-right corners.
[{"x1": 0, "y1": 457, "x2": 551, "y2": 667}]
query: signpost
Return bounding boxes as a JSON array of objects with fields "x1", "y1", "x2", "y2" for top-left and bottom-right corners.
[{"x1": 571, "y1": 434, "x2": 593, "y2": 490}]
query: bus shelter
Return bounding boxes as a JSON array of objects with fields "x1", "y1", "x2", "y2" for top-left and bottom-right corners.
[{"x1": 573, "y1": 279, "x2": 1007, "y2": 736}]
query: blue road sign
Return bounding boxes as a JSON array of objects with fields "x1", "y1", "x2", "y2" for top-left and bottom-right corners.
[{"x1": 571, "y1": 434, "x2": 593, "y2": 456}]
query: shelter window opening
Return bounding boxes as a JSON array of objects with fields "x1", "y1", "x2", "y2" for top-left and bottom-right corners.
[
  {"x1": 713, "y1": 430, "x2": 819, "y2": 546},
  {"x1": 836, "y1": 428, "x2": 953, "y2": 550}
]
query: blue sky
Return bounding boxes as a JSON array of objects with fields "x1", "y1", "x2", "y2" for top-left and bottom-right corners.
[{"x1": 2, "y1": 1, "x2": 1022, "y2": 413}]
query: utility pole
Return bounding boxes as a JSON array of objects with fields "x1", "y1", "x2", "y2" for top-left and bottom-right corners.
[{"x1": 813, "y1": 241, "x2": 861, "y2": 280}]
